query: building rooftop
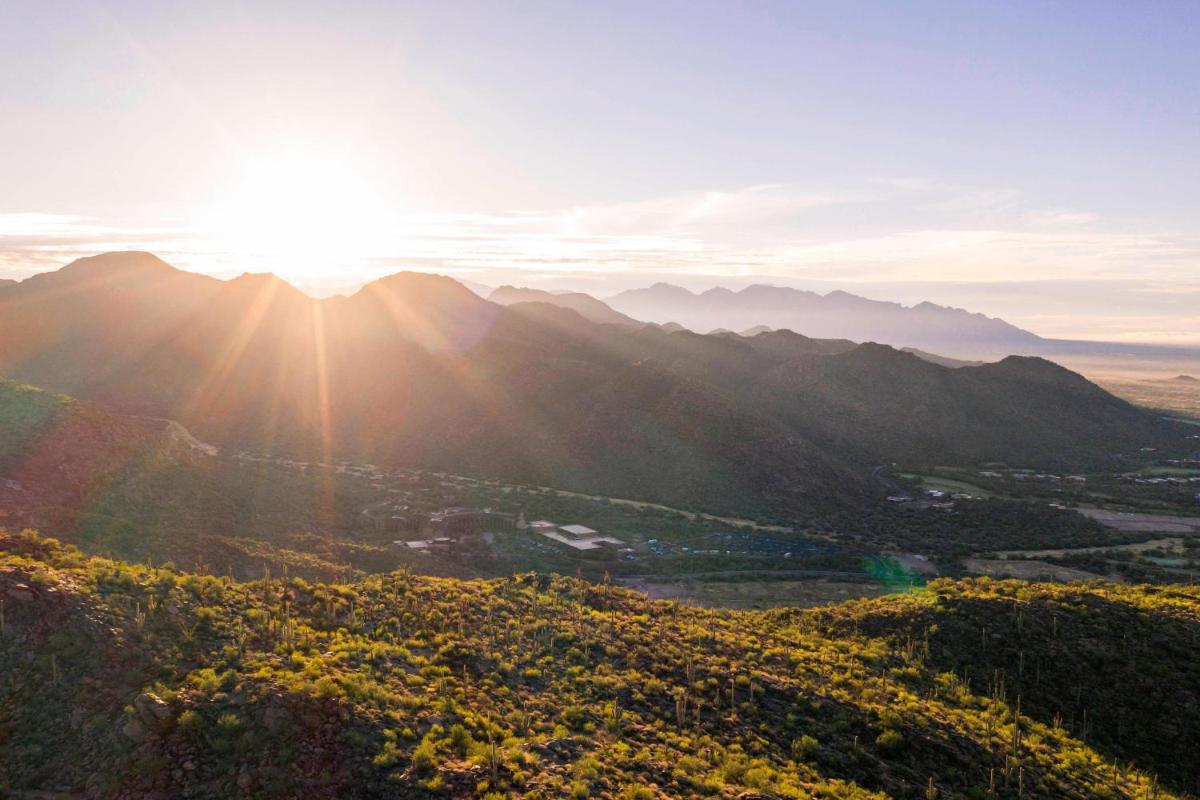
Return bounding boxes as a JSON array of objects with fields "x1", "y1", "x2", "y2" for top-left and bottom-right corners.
[
  {"x1": 538, "y1": 530, "x2": 625, "y2": 551},
  {"x1": 559, "y1": 524, "x2": 598, "y2": 536}
]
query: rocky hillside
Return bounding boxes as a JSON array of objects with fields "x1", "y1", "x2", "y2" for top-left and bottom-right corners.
[{"x1": 0, "y1": 530, "x2": 1190, "y2": 799}]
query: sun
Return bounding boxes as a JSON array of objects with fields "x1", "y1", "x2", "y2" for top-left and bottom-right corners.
[{"x1": 204, "y1": 145, "x2": 391, "y2": 281}]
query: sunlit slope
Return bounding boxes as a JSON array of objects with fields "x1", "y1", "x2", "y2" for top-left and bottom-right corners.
[
  {"x1": 0, "y1": 380, "x2": 398, "y2": 576},
  {"x1": 0, "y1": 380, "x2": 204, "y2": 536},
  {"x1": 1, "y1": 252, "x2": 1189, "y2": 518},
  {"x1": 0, "y1": 530, "x2": 1191, "y2": 799}
]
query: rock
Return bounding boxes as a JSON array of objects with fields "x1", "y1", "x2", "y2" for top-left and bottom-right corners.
[
  {"x1": 6, "y1": 583, "x2": 34, "y2": 602},
  {"x1": 531, "y1": 737, "x2": 578, "y2": 758},
  {"x1": 133, "y1": 692, "x2": 172, "y2": 726},
  {"x1": 122, "y1": 717, "x2": 149, "y2": 743}
]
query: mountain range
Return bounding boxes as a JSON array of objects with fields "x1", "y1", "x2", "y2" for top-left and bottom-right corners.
[
  {"x1": 605, "y1": 282, "x2": 1044, "y2": 354},
  {"x1": 488, "y1": 285, "x2": 642, "y2": 327},
  {"x1": 0, "y1": 252, "x2": 1189, "y2": 521}
]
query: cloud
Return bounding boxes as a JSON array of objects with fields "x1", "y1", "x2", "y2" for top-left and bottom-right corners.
[
  {"x1": 2, "y1": 182, "x2": 1198, "y2": 342},
  {"x1": 0, "y1": 213, "x2": 199, "y2": 277},
  {"x1": 1023, "y1": 208, "x2": 1100, "y2": 227}
]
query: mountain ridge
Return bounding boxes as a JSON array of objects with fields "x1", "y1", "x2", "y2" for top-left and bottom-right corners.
[
  {"x1": 606, "y1": 281, "x2": 1043, "y2": 353},
  {"x1": 489, "y1": 285, "x2": 643, "y2": 327},
  {"x1": 0, "y1": 252, "x2": 1188, "y2": 520}
]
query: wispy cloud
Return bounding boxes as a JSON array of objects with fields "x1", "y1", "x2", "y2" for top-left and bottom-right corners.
[
  {"x1": 2, "y1": 181, "x2": 1198, "y2": 341},
  {"x1": 0, "y1": 213, "x2": 196, "y2": 277}
]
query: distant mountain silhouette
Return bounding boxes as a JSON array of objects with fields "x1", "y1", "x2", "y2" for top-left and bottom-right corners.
[
  {"x1": 1172, "y1": 374, "x2": 1198, "y2": 383},
  {"x1": 456, "y1": 278, "x2": 494, "y2": 297},
  {"x1": 768, "y1": 344, "x2": 1169, "y2": 467},
  {"x1": 488, "y1": 285, "x2": 642, "y2": 327},
  {"x1": 607, "y1": 282, "x2": 1043, "y2": 353},
  {"x1": 901, "y1": 347, "x2": 985, "y2": 368},
  {"x1": 0, "y1": 252, "x2": 1188, "y2": 518}
]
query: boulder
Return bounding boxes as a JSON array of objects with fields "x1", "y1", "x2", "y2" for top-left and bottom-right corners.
[
  {"x1": 133, "y1": 692, "x2": 172, "y2": 726},
  {"x1": 122, "y1": 717, "x2": 149, "y2": 743}
]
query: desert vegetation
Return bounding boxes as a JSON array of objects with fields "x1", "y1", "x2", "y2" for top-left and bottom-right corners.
[{"x1": 2, "y1": 529, "x2": 1194, "y2": 799}]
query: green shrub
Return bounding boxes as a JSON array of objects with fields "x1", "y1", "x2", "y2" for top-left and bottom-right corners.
[{"x1": 875, "y1": 729, "x2": 905, "y2": 753}]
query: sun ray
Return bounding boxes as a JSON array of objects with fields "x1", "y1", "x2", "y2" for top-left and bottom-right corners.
[
  {"x1": 177, "y1": 276, "x2": 282, "y2": 426},
  {"x1": 310, "y1": 300, "x2": 336, "y2": 531}
]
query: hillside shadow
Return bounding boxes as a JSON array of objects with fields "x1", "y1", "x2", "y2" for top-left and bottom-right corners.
[{"x1": 900, "y1": 588, "x2": 1200, "y2": 795}]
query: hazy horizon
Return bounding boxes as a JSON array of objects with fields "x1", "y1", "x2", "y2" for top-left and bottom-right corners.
[{"x1": 3, "y1": 1, "x2": 1198, "y2": 342}]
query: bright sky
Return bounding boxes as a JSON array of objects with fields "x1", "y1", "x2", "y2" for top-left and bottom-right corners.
[{"x1": 2, "y1": 1, "x2": 1198, "y2": 342}]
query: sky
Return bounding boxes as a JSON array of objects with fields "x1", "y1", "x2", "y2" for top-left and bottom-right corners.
[{"x1": 1, "y1": 0, "x2": 1198, "y2": 342}]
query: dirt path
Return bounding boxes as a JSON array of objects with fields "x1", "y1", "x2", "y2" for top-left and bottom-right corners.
[
  {"x1": 125, "y1": 415, "x2": 219, "y2": 457},
  {"x1": 524, "y1": 485, "x2": 794, "y2": 533},
  {"x1": 418, "y1": 470, "x2": 793, "y2": 532}
]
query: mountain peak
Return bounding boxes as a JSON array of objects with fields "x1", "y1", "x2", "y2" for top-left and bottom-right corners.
[
  {"x1": 836, "y1": 341, "x2": 937, "y2": 372},
  {"x1": 349, "y1": 270, "x2": 498, "y2": 351},
  {"x1": 363, "y1": 270, "x2": 482, "y2": 296},
  {"x1": 228, "y1": 271, "x2": 290, "y2": 286},
  {"x1": 63, "y1": 251, "x2": 177, "y2": 273},
  {"x1": 979, "y1": 354, "x2": 1096, "y2": 388},
  {"x1": 12, "y1": 251, "x2": 217, "y2": 300},
  {"x1": 52, "y1": 251, "x2": 182, "y2": 284},
  {"x1": 222, "y1": 272, "x2": 311, "y2": 303}
]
